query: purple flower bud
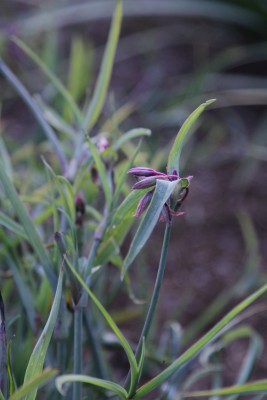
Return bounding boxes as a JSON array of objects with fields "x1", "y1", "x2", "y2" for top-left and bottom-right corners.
[
  {"x1": 129, "y1": 165, "x2": 191, "y2": 224},
  {"x1": 132, "y1": 175, "x2": 170, "y2": 190},
  {"x1": 128, "y1": 167, "x2": 166, "y2": 177},
  {"x1": 135, "y1": 190, "x2": 154, "y2": 217}
]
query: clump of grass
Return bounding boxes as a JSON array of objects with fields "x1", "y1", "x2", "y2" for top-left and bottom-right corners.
[{"x1": 0, "y1": 1, "x2": 267, "y2": 400}]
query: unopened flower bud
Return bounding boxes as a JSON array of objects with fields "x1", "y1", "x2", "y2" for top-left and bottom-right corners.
[
  {"x1": 135, "y1": 190, "x2": 154, "y2": 217},
  {"x1": 132, "y1": 175, "x2": 169, "y2": 190},
  {"x1": 128, "y1": 167, "x2": 165, "y2": 178}
]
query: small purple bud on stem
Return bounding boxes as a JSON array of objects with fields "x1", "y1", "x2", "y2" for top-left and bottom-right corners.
[
  {"x1": 135, "y1": 190, "x2": 154, "y2": 216},
  {"x1": 128, "y1": 167, "x2": 166, "y2": 177},
  {"x1": 132, "y1": 175, "x2": 170, "y2": 190}
]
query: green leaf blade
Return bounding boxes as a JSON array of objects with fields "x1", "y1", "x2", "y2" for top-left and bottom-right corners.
[
  {"x1": 122, "y1": 179, "x2": 179, "y2": 278},
  {"x1": 113, "y1": 128, "x2": 151, "y2": 151},
  {"x1": 82, "y1": 0, "x2": 123, "y2": 131},
  {"x1": 0, "y1": 212, "x2": 27, "y2": 240},
  {"x1": 167, "y1": 99, "x2": 215, "y2": 175},
  {"x1": 133, "y1": 283, "x2": 267, "y2": 399},
  {"x1": 184, "y1": 379, "x2": 267, "y2": 398},
  {"x1": 12, "y1": 36, "x2": 83, "y2": 126},
  {"x1": 9, "y1": 369, "x2": 57, "y2": 400},
  {"x1": 0, "y1": 159, "x2": 56, "y2": 289},
  {"x1": 23, "y1": 266, "x2": 64, "y2": 400},
  {"x1": 64, "y1": 257, "x2": 139, "y2": 395},
  {"x1": 56, "y1": 374, "x2": 127, "y2": 400},
  {"x1": 0, "y1": 58, "x2": 67, "y2": 173}
]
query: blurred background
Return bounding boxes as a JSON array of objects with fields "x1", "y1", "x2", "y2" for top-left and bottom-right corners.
[{"x1": 1, "y1": 0, "x2": 267, "y2": 394}]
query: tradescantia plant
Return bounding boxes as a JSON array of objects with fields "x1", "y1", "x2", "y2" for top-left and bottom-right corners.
[
  {"x1": 54, "y1": 98, "x2": 267, "y2": 400},
  {"x1": 1, "y1": 1, "x2": 267, "y2": 400}
]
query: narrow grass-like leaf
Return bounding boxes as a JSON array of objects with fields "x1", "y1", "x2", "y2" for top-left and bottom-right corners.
[
  {"x1": 85, "y1": 136, "x2": 112, "y2": 210},
  {"x1": 67, "y1": 36, "x2": 92, "y2": 104},
  {"x1": 184, "y1": 380, "x2": 267, "y2": 397},
  {"x1": 56, "y1": 374, "x2": 127, "y2": 400},
  {"x1": 23, "y1": 266, "x2": 63, "y2": 400},
  {"x1": 112, "y1": 128, "x2": 151, "y2": 151},
  {"x1": 42, "y1": 158, "x2": 75, "y2": 231},
  {"x1": 57, "y1": 176, "x2": 75, "y2": 222},
  {"x1": 7, "y1": 341, "x2": 16, "y2": 396},
  {"x1": 222, "y1": 327, "x2": 263, "y2": 400},
  {"x1": 0, "y1": 159, "x2": 56, "y2": 289},
  {"x1": 82, "y1": 0, "x2": 123, "y2": 130},
  {"x1": 36, "y1": 97, "x2": 77, "y2": 139},
  {"x1": 137, "y1": 337, "x2": 146, "y2": 379},
  {"x1": 72, "y1": 309, "x2": 83, "y2": 400},
  {"x1": 133, "y1": 284, "x2": 267, "y2": 399},
  {"x1": 0, "y1": 212, "x2": 27, "y2": 240},
  {"x1": 8, "y1": 258, "x2": 35, "y2": 330},
  {"x1": 43, "y1": 161, "x2": 60, "y2": 234},
  {"x1": 95, "y1": 189, "x2": 148, "y2": 266},
  {"x1": 0, "y1": 58, "x2": 67, "y2": 173},
  {"x1": 167, "y1": 99, "x2": 215, "y2": 175},
  {"x1": 0, "y1": 135, "x2": 13, "y2": 179},
  {"x1": 0, "y1": 390, "x2": 4, "y2": 400},
  {"x1": 64, "y1": 256, "x2": 139, "y2": 395},
  {"x1": 9, "y1": 369, "x2": 57, "y2": 400},
  {"x1": 12, "y1": 36, "x2": 83, "y2": 126},
  {"x1": 122, "y1": 179, "x2": 179, "y2": 278},
  {"x1": 180, "y1": 366, "x2": 222, "y2": 396}
]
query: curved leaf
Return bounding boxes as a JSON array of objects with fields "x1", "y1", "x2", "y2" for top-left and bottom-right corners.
[
  {"x1": 56, "y1": 374, "x2": 127, "y2": 400},
  {"x1": 133, "y1": 283, "x2": 267, "y2": 399},
  {"x1": 167, "y1": 99, "x2": 215, "y2": 175},
  {"x1": 113, "y1": 128, "x2": 151, "y2": 151},
  {"x1": 9, "y1": 369, "x2": 57, "y2": 400}
]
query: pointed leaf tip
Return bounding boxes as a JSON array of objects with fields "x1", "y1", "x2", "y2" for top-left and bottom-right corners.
[{"x1": 167, "y1": 99, "x2": 215, "y2": 175}]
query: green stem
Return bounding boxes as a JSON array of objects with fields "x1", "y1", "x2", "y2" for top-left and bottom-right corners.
[
  {"x1": 126, "y1": 222, "x2": 172, "y2": 394},
  {"x1": 72, "y1": 308, "x2": 83, "y2": 400}
]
